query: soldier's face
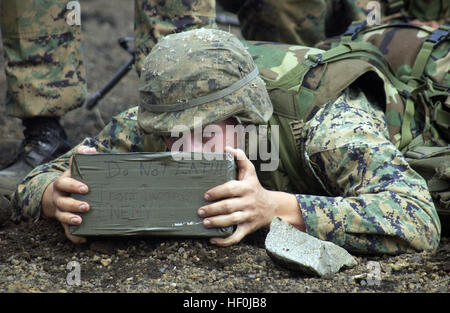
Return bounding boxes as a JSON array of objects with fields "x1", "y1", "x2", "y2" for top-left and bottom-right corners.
[{"x1": 163, "y1": 118, "x2": 239, "y2": 153}]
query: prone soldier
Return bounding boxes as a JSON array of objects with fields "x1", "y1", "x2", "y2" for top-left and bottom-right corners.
[{"x1": 11, "y1": 28, "x2": 442, "y2": 254}]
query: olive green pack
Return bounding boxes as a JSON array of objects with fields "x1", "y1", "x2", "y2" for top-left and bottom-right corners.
[
  {"x1": 69, "y1": 152, "x2": 235, "y2": 237},
  {"x1": 244, "y1": 22, "x2": 450, "y2": 234}
]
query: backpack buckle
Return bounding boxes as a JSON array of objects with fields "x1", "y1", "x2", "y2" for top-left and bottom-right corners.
[
  {"x1": 426, "y1": 25, "x2": 450, "y2": 46},
  {"x1": 343, "y1": 21, "x2": 367, "y2": 40},
  {"x1": 307, "y1": 54, "x2": 323, "y2": 67},
  {"x1": 401, "y1": 89, "x2": 417, "y2": 102}
]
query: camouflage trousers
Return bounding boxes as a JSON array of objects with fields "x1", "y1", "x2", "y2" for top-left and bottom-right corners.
[{"x1": 0, "y1": 0, "x2": 215, "y2": 118}]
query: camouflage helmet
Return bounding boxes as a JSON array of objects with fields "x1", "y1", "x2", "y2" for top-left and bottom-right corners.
[{"x1": 137, "y1": 28, "x2": 273, "y2": 134}]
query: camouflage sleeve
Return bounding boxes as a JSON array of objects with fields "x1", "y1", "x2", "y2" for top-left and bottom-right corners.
[
  {"x1": 0, "y1": 0, "x2": 86, "y2": 118},
  {"x1": 11, "y1": 107, "x2": 163, "y2": 222},
  {"x1": 297, "y1": 88, "x2": 441, "y2": 254}
]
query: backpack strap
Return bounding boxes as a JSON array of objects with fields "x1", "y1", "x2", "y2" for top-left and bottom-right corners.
[
  {"x1": 342, "y1": 21, "x2": 368, "y2": 41},
  {"x1": 407, "y1": 24, "x2": 450, "y2": 146},
  {"x1": 411, "y1": 24, "x2": 450, "y2": 79}
]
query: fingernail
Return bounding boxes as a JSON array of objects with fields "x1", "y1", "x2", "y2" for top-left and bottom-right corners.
[
  {"x1": 79, "y1": 185, "x2": 87, "y2": 193},
  {"x1": 79, "y1": 204, "x2": 87, "y2": 211},
  {"x1": 204, "y1": 194, "x2": 211, "y2": 200},
  {"x1": 71, "y1": 217, "x2": 80, "y2": 224},
  {"x1": 198, "y1": 209, "x2": 205, "y2": 216},
  {"x1": 204, "y1": 219, "x2": 211, "y2": 226}
]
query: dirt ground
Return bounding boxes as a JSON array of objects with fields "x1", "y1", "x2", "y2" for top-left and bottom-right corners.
[{"x1": 0, "y1": 1, "x2": 449, "y2": 294}]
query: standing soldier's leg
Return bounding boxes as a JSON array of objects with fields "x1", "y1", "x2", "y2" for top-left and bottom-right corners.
[
  {"x1": 225, "y1": 0, "x2": 328, "y2": 46},
  {"x1": 134, "y1": 0, "x2": 216, "y2": 76},
  {"x1": 0, "y1": 0, "x2": 87, "y2": 196}
]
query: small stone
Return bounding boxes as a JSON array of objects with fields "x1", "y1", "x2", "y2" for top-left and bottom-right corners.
[
  {"x1": 100, "y1": 258, "x2": 112, "y2": 267},
  {"x1": 93, "y1": 255, "x2": 101, "y2": 262},
  {"x1": 392, "y1": 261, "x2": 408, "y2": 272},
  {"x1": 265, "y1": 217, "x2": 357, "y2": 276},
  {"x1": 117, "y1": 249, "x2": 127, "y2": 256}
]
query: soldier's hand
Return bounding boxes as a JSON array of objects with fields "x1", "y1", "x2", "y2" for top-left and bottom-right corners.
[
  {"x1": 197, "y1": 147, "x2": 294, "y2": 246},
  {"x1": 41, "y1": 145, "x2": 97, "y2": 244}
]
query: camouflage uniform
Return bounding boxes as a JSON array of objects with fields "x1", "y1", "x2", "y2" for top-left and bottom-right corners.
[
  {"x1": 12, "y1": 29, "x2": 441, "y2": 255},
  {"x1": 0, "y1": 0, "x2": 87, "y2": 118},
  {"x1": 348, "y1": 0, "x2": 450, "y2": 23},
  {"x1": 218, "y1": 0, "x2": 329, "y2": 46},
  {"x1": 0, "y1": 0, "x2": 216, "y2": 118},
  {"x1": 217, "y1": 0, "x2": 449, "y2": 47}
]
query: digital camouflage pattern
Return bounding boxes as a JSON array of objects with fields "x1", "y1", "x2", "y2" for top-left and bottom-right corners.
[
  {"x1": 0, "y1": 0, "x2": 87, "y2": 118},
  {"x1": 12, "y1": 29, "x2": 441, "y2": 255},
  {"x1": 134, "y1": 0, "x2": 217, "y2": 76},
  {"x1": 299, "y1": 88, "x2": 440, "y2": 253},
  {"x1": 137, "y1": 28, "x2": 272, "y2": 134}
]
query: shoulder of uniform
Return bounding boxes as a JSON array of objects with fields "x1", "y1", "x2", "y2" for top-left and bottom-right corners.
[{"x1": 115, "y1": 106, "x2": 139, "y2": 120}]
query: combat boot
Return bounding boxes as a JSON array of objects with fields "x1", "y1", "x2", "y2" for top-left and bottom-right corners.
[
  {"x1": 0, "y1": 195, "x2": 11, "y2": 226},
  {"x1": 0, "y1": 117, "x2": 71, "y2": 196}
]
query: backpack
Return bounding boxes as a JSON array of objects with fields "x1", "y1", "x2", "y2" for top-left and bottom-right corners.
[{"x1": 243, "y1": 22, "x2": 450, "y2": 235}]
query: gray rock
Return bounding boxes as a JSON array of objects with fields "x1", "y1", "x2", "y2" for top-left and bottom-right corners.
[{"x1": 265, "y1": 217, "x2": 357, "y2": 276}]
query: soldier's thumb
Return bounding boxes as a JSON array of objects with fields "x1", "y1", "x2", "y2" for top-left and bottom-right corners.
[
  {"x1": 225, "y1": 146, "x2": 255, "y2": 180},
  {"x1": 62, "y1": 145, "x2": 97, "y2": 178}
]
